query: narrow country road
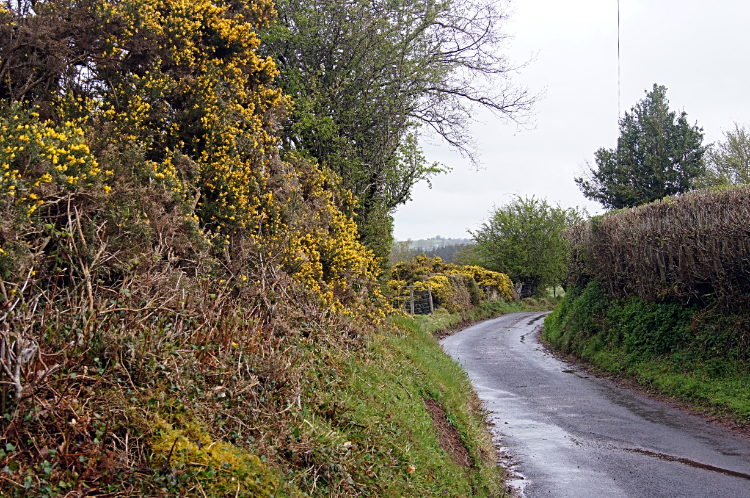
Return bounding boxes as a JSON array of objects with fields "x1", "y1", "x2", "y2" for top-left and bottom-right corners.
[{"x1": 440, "y1": 312, "x2": 750, "y2": 498}]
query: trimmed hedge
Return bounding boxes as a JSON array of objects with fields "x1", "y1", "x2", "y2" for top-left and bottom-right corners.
[{"x1": 565, "y1": 185, "x2": 750, "y2": 309}]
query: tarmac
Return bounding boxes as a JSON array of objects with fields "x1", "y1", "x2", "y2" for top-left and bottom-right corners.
[{"x1": 441, "y1": 312, "x2": 750, "y2": 498}]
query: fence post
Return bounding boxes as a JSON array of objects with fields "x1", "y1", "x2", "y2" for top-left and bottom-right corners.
[
  {"x1": 428, "y1": 285, "x2": 434, "y2": 314},
  {"x1": 410, "y1": 285, "x2": 415, "y2": 315}
]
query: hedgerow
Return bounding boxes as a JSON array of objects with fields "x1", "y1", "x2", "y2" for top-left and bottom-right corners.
[
  {"x1": 388, "y1": 255, "x2": 513, "y2": 313},
  {"x1": 0, "y1": 0, "x2": 389, "y2": 495},
  {"x1": 564, "y1": 185, "x2": 750, "y2": 310},
  {"x1": 545, "y1": 187, "x2": 750, "y2": 423}
]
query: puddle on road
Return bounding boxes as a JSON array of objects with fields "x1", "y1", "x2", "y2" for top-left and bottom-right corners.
[
  {"x1": 562, "y1": 369, "x2": 576, "y2": 374},
  {"x1": 495, "y1": 443, "x2": 529, "y2": 497},
  {"x1": 526, "y1": 314, "x2": 546, "y2": 326},
  {"x1": 624, "y1": 447, "x2": 750, "y2": 481}
]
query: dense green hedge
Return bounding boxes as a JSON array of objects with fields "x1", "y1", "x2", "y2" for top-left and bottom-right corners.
[
  {"x1": 546, "y1": 281, "x2": 750, "y2": 372},
  {"x1": 544, "y1": 281, "x2": 750, "y2": 420}
]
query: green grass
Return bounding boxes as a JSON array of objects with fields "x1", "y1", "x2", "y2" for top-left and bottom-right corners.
[
  {"x1": 290, "y1": 298, "x2": 555, "y2": 496},
  {"x1": 543, "y1": 281, "x2": 750, "y2": 423},
  {"x1": 290, "y1": 314, "x2": 508, "y2": 496}
]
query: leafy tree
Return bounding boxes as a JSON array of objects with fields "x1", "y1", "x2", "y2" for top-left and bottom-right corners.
[
  {"x1": 389, "y1": 239, "x2": 416, "y2": 265},
  {"x1": 0, "y1": 0, "x2": 384, "y2": 314},
  {"x1": 576, "y1": 84, "x2": 706, "y2": 209},
  {"x1": 694, "y1": 123, "x2": 750, "y2": 188},
  {"x1": 451, "y1": 244, "x2": 483, "y2": 267},
  {"x1": 471, "y1": 196, "x2": 585, "y2": 293},
  {"x1": 261, "y1": 0, "x2": 535, "y2": 261}
]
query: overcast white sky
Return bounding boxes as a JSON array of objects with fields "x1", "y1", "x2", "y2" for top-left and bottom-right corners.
[{"x1": 393, "y1": 0, "x2": 750, "y2": 240}]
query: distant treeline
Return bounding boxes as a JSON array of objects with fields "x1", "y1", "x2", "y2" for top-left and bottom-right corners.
[
  {"x1": 412, "y1": 243, "x2": 469, "y2": 263},
  {"x1": 407, "y1": 237, "x2": 472, "y2": 251},
  {"x1": 390, "y1": 243, "x2": 472, "y2": 264}
]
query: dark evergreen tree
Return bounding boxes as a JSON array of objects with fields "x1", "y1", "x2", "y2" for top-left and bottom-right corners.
[{"x1": 576, "y1": 84, "x2": 706, "y2": 209}]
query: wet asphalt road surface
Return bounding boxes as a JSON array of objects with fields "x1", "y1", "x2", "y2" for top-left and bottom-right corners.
[{"x1": 440, "y1": 312, "x2": 750, "y2": 498}]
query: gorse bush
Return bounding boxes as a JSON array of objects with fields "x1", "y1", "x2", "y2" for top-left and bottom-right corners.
[
  {"x1": 0, "y1": 0, "x2": 384, "y2": 315},
  {"x1": 388, "y1": 255, "x2": 513, "y2": 313},
  {"x1": 0, "y1": 0, "x2": 396, "y2": 495}
]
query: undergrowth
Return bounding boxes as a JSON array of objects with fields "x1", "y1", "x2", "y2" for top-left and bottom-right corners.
[
  {"x1": 543, "y1": 281, "x2": 750, "y2": 423},
  {"x1": 0, "y1": 280, "x2": 523, "y2": 496}
]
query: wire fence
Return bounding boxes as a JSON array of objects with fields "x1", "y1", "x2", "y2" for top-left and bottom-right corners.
[
  {"x1": 389, "y1": 285, "x2": 434, "y2": 315},
  {"x1": 388, "y1": 284, "x2": 519, "y2": 315}
]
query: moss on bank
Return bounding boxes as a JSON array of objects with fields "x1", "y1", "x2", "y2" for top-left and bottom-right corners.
[{"x1": 543, "y1": 281, "x2": 750, "y2": 423}]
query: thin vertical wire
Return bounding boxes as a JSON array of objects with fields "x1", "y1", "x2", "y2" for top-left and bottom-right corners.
[{"x1": 618, "y1": 0, "x2": 621, "y2": 119}]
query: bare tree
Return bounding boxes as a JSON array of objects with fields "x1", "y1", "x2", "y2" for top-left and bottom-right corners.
[{"x1": 262, "y1": 0, "x2": 537, "y2": 259}]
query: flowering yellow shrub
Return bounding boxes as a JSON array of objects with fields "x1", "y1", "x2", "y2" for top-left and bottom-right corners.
[
  {"x1": 0, "y1": 107, "x2": 109, "y2": 217},
  {"x1": 260, "y1": 157, "x2": 385, "y2": 316},
  {"x1": 446, "y1": 265, "x2": 514, "y2": 301},
  {"x1": 100, "y1": 0, "x2": 383, "y2": 313},
  {"x1": 388, "y1": 255, "x2": 514, "y2": 312},
  {"x1": 83, "y1": 0, "x2": 287, "y2": 233},
  {"x1": 409, "y1": 275, "x2": 472, "y2": 313},
  {"x1": 415, "y1": 275, "x2": 449, "y2": 304},
  {"x1": 0, "y1": 0, "x2": 385, "y2": 317}
]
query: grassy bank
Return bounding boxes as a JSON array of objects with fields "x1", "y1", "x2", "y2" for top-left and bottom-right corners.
[
  {"x1": 543, "y1": 281, "x2": 750, "y2": 423},
  {"x1": 295, "y1": 299, "x2": 557, "y2": 496},
  {"x1": 363, "y1": 298, "x2": 557, "y2": 495},
  {"x1": 329, "y1": 317, "x2": 506, "y2": 496},
  {"x1": 0, "y1": 300, "x2": 531, "y2": 497}
]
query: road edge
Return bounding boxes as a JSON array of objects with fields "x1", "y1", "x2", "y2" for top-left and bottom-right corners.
[{"x1": 536, "y1": 327, "x2": 750, "y2": 444}]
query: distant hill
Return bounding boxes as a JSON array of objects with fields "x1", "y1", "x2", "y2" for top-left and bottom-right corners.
[
  {"x1": 402, "y1": 236, "x2": 472, "y2": 250},
  {"x1": 412, "y1": 243, "x2": 469, "y2": 263},
  {"x1": 391, "y1": 236, "x2": 474, "y2": 264}
]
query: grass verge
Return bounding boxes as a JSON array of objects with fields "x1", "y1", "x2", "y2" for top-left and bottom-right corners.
[
  {"x1": 313, "y1": 317, "x2": 506, "y2": 496},
  {"x1": 543, "y1": 281, "x2": 750, "y2": 425},
  {"x1": 0, "y1": 290, "x2": 550, "y2": 497},
  {"x1": 299, "y1": 298, "x2": 556, "y2": 496}
]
